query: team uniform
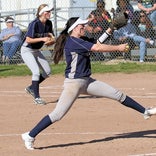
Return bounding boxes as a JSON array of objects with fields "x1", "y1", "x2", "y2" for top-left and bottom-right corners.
[
  {"x1": 21, "y1": 18, "x2": 54, "y2": 104},
  {"x1": 21, "y1": 17, "x2": 156, "y2": 150},
  {"x1": 48, "y1": 36, "x2": 130, "y2": 122}
]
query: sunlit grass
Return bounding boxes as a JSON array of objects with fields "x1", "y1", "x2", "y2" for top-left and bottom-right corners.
[{"x1": 0, "y1": 62, "x2": 156, "y2": 77}]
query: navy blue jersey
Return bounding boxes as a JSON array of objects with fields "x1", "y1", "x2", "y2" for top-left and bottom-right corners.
[
  {"x1": 64, "y1": 36, "x2": 94, "y2": 79},
  {"x1": 23, "y1": 18, "x2": 54, "y2": 49}
]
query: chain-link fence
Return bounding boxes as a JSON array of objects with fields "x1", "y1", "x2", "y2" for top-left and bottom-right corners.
[{"x1": 0, "y1": 0, "x2": 156, "y2": 64}]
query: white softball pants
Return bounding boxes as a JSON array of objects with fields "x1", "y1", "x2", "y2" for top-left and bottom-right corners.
[
  {"x1": 21, "y1": 46, "x2": 51, "y2": 81},
  {"x1": 49, "y1": 77, "x2": 126, "y2": 122}
]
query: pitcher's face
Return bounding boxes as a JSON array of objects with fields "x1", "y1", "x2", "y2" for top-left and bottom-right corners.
[{"x1": 76, "y1": 24, "x2": 86, "y2": 37}]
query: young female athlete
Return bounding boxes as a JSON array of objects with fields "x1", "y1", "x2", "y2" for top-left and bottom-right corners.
[
  {"x1": 21, "y1": 17, "x2": 156, "y2": 150},
  {"x1": 21, "y1": 4, "x2": 55, "y2": 105}
]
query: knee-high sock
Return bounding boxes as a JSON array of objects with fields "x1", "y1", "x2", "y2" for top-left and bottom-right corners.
[
  {"x1": 29, "y1": 115, "x2": 52, "y2": 138},
  {"x1": 29, "y1": 74, "x2": 45, "y2": 89},
  {"x1": 38, "y1": 74, "x2": 45, "y2": 84},
  {"x1": 32, "y1": 81, "x2": 39, "y2": 98},
  {"x1": 29, "y1": 75, "x2": 45, "y2": 98},
  {"x1": 121, "y1": 96, "x2": 145, "y2": 113}
]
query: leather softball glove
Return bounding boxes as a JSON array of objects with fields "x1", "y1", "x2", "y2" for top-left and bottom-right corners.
[
  {"x1": 110, "y1": 12, "x2": 129, "y2": 30},
  {"x1": 44, "y1": 33, "x2": 56, "y2": 46}
]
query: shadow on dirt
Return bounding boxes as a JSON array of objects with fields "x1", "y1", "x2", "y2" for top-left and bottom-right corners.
[{"x1": 36, "y1": 129, "x2": 156, "y2": 150}]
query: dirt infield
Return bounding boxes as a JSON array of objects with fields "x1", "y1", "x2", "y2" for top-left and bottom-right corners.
[{"x1": 1, "y1": 73, "x2": 156, "y2": 156}]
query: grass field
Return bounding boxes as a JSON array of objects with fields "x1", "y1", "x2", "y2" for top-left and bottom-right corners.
[{"x1": 1, "y1": 61, "x2": 156, "y2": 77}]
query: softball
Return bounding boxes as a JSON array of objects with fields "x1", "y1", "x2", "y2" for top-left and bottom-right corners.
[{"x1": 125, "y1": 45, "x2": 129, "y2": 52}]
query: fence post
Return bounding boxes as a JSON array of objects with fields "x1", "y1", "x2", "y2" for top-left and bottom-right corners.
[{"x1": 53, "y1": 0, "x2": 57, "y2": 37}]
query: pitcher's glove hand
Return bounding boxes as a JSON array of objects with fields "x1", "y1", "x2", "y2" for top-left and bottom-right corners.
[
  {"x1": 110, "y1": 12, "x2": 129, "y2": 30},
  {"x1": 44, "y1": 33, "x2": 56, "y2": 46}
]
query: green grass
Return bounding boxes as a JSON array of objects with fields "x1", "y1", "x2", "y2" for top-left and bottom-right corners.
[
  {"x1": 0, "y1": 63, "x2": 66, "y2": 77},
  {"x1": 91, "y1": 62, "x2": 156, "y2": 74},
  {"x1": 0, "y1": 62, "x2": 156, "y2": 77}
]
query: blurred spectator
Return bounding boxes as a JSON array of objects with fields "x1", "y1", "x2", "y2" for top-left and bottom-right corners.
[
  {"x1": 137, "y1": 0, "x2": 156, "y2": 26},
  {"x1": 0, "y1": 16, "x2": 22, "y2": 64},
  {"x1": 138, "y1": 10, "x2": 155, "y2": 39},
  {"x1": 86, "y1": 0, "x2": 111, "y2": 38},
  {"x1": 113, "y1": 22, "x2": 154, "y2": 62},
  {"x1": 131, "y1": 10, "x2": 155, "y2": 39},
  {"x1": 111, "y1": 0, "x2": 134, "y2": 21},
  {"x1": 110, "y1": 0, "x2": 134, "y2": 59},
  {"x1": 85, "y1": 0, "x2": 112, "y2": 60}
]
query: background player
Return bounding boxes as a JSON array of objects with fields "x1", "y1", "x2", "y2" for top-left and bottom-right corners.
[
  {"x1": 21, "y1": 17, "x2": 156, "y2": 150},
  {"x1": 21, "y1": 4, "x2": 55, "y2": 105}
]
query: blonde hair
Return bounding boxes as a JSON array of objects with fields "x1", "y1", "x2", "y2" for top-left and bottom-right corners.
[{"x1": 36, "y1": 4, "x2": 48, "y2": 17}]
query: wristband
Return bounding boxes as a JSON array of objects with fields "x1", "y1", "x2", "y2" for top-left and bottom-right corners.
[{"x1": 98, "y1": 31, "x2": 110, "y2": 43}]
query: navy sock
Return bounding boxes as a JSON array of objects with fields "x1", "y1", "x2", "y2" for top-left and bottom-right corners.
[
  {"x1": 29, "y1": 115, "x2": 52, "y2": 138},
  {"x1": 29, "y1": 75, "x2": 45, "y2": 89},
  {"x1": 32, "y1": 81, "x2": 39, "y2": 98},
  {"x1": 39, "y1": 74, "x2": 45, "y2": 84},
  {"x1": 121, "y1": 96, "x2": 145, "y2": 113}
]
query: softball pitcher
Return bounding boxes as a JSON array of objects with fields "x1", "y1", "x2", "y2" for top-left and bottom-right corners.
[
  {"x1": 21, "y1": 4, "x2": 55, "y2": 105},
  {"x1": 21, "y1": 17, "x2": 156, "y2": 150}
]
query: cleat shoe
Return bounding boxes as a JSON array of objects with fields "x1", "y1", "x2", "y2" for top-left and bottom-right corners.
[
  {"x1": 34, "y1": 98, "x2": 46, "y2": 105},
  {"x1": 144, "y1": 107, "x2": 156, "y2": 119},
  {"x1": 25, "y1": 86, "x2": 35, "y2": 98},
  {"x1": 21, "y1": 132, "x2": 35, "y2": 150}
]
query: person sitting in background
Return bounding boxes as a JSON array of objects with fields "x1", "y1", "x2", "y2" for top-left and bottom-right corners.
[
  {"x1": 86, "y1": 0, "x2": 111, "y2": 39},
  {"x1": 113, "y1": 21, "x2": 154, "y2": 62},
  {"x1": 85, "y1": 0, "x2": 112, "y2": 61},
  {"x1": 111, "y1": 0, "x2": 134, "y2": 21},
  {"x1": 137, "y1": 0, "x2": 156, "y2": 27},
  {"x1": 131, "y1": 10, "x2": 155, "y2": 45},
  {"x1": 0, "y1": 16, "x2": 22, "y2": 64},
  {"x1": 110, "y1": 0, "x2": 135, "y2": 60},
  {"x1": 138, "y1": 10, "x2": 155, "y2": 40}
]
